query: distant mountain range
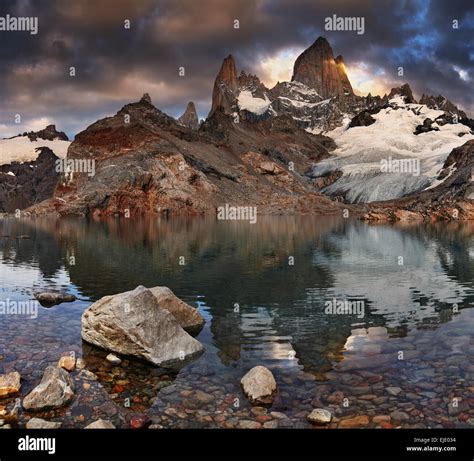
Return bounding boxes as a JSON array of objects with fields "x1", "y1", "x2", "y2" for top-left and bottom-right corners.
[{"x1": 1, "y1": 37, "x2": 473, "y2": 221}]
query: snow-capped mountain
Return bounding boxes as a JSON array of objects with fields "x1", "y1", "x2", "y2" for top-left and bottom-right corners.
[
  {"x1": 209, "y1": 37, "x2": 386, "y2": 131},
  {"x1": 0, "y1": 125, "x2": 70, "y2": 212},
  {"x1": 208, "y1": 36, "x2": 473, "y2": 204},
  {"x1": 10, "y1": 36, "x2": 473, "y2": 221},
  {"x1": 307, "y1": 95, "x2": 474, "y2": 203},
  {"x1": 0, "y1": 124, "x2": 70, "y2": 166}
]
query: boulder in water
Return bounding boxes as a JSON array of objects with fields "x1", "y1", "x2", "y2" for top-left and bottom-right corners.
[{"x1": 81, "y1": 286, "x2": 204, "y2": 367}]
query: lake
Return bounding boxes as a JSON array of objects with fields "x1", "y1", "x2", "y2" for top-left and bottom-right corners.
[{"x1": 0, "y1": 216, "x2": 473, "y2": 428}]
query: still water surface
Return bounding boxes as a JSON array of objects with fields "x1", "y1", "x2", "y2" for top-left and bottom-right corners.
[{"x1": 0, "y1": 217, "x2": 472, "y2": 428}]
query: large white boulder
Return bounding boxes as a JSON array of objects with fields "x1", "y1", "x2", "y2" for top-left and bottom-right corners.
[{"x1": 81, "y1": 286, "x2": 204, "y2": 367}]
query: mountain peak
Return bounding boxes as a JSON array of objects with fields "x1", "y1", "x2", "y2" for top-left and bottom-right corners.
[
  {"x1": 24, "y1": 124, "x2": 69, "y2": 142},
  {"x1": 178, "y1": 101, "x2": 199, "y2": 130},
  {"x1": 140, "y1": 93, "x2": 152, "y2": 104},
  {"x1": 291, "y1": 36, "x2": 354, "y2": 98},
  {"x1": 209, "y1": 54, "x2": 239, "y2": 116}
]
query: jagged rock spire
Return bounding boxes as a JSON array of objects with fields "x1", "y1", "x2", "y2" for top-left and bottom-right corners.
[
  {"x1": 291, "y1": 36, "x2": 354, "y2": 98},
  {"x1": 209, "y1": 54, "x2": 238, "y2": 116},
  {"x1": 178, "y1": 101, "x2": 200, "y2": 130},
  {"x1": 140, "y1": 93, "x2": 152, "y2": 104}
]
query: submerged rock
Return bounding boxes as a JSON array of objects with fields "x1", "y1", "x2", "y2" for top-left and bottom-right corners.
[
  {"x1": 58, "y1": 352, "x2": 76, "y2": 371},
  {"x1": 307, "y1": 408, "x2": 332, "y2": 425},
  {"x1": 130, "y1": 414, "x2": 151, "y2": 429},
  {"x1": 149, "y1": 286, "x2": 205, "y2": 335},
  {"x1": 240, "y1": 366, "x2": 277, "y2": 405},
  {"x1": 85, "y1": 419, "x2": 116, "y2": 429},
  {"x1": 35, "y1": 292, "x2": 76, "y2": 307},
  {"x1": 106, "y1": 353, "x2": 122, "y2": 365},
  {"x1": 0, "y1": 372, "x2": 21, "y2": 398},
  {"x1": 338, "y1": 415, "x2": 370, "y2": 428},
  {"x1": 23, "y1": 366, "x2": 75, "y2": 411},
  {"x1": 26, "y1": 418, "x2": 62, "y2": 429},
  {"x1": 81, "y1": 286, "x2": 204, "y2": 367}
]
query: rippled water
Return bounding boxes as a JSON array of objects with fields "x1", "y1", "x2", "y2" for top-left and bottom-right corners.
[{"x1": 0, "y1": 216, "x2": 473, "y2": 428}]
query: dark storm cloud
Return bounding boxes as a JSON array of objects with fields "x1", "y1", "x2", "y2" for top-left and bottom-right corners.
[{"x1": 0, "y1": 0, "x2": 472, "y2": 138}]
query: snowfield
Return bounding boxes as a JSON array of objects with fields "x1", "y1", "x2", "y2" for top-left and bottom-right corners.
[
  {"x1": 237, "y1": 90, "x2": 272, "y2": 115},
  {"x1": 311, "y1": 97, "x2": 474, "y2": 203},
  {"x1": 0, "y1": 136, "x2": 70, "y2": 166}
]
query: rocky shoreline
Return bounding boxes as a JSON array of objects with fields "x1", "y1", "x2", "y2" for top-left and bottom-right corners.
[{"x1": 1, "y1": 284, "x2": 473, "y2": 430}]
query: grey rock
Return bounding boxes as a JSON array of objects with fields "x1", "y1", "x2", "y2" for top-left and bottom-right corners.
[
  {"x1": 81, "y1": 286, "x2": 204, "y2": 367},
  {"x1": 148, "y1": 286, "x2": 205, "y2": 335},
  {"x1": 26, "y1": 418, "x2": 62, "y2": 429},
  {"x1": 84, "y1": 419, "x2": 116, "y2": 429},
  {"x1": 35, "y1": 292, "x2": 76, "y2": 307},
  {"x1": 241, "y1": 366, "x2": 277, "y2": 405},
  {"x1": 307, "y1": 408, "x2": 332, "y2": 425},
  {"x1": 23, "y1": 366, "x2": 75, "y2": 411}
]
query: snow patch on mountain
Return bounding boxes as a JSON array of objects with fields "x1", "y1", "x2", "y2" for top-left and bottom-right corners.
[
  {"x1": 238, "y1": 90, "x2": 272, "y2": 115},
  {"x1": 0, "y1": 137, "x2": 70, "y2": 166},
  {"x1": 310, "y1": 98, "x2": 474, "y2": 203}
]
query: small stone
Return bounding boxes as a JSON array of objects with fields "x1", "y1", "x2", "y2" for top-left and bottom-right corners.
[
  {"x1": 307, "y1": 409, "x2": 332, "y2": 425},
  {"x1": 0, "y1": 372, "x2": 21, "y2": 398},
  {"x1": 23, "y1": 366, "x2": 75, "y2": 411},
  {"x1": 106, "y1": 354, "x2": 122, "y2": 365},
  {"x1": 270, "y1": 411, "x2": 289, "y2": 419},
  {"x1": 58, "y1": 352, "x2": 76, "y2": 371},
  {"x1": 76, "y1": 358, "x2": 86, "y2": 370},
  {"x1": 263, "y1": 420, "x2": 279, "y2": 428},
  {"x1": 194, "y1": 390, "x2": 214, "y2": 404},
  {"x1": 237, "y1": 420, "x2": 261, "y2": 429},
  {"x1": 26, "y1": 418, "x2": 62, "y2": 429},
  {"x1": 256, "y1": 415, "x2": 273, "y2": 423},
  {"x1": 84, "y1": 419, "x2": 115, "y2": 429},
  {"x1": 373, "y1": 415, "x2": 391, "y2": 424},
  {"x1": 390, "y1": 410, "x2": 409, "y2": 421},
  {"x1": 327, "y1": 391, "x2": 344, "y2": 404},
  {"x1": 338, "y1": 415, "x2": 370, "y2": 428},
  {"x1": 386, "y1": 386, "x2": 402, "y2": 396},
  {"x1": 130, "y1": 414, "x2": 151, "y2": 429},
  {"x1": 241, "y1": 366, "x2": 277, "y2": 405}
]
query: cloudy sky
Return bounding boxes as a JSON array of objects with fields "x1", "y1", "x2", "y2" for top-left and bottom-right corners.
[{"x1": 0, "y1": 0, "x2": 473, "y2": 138}]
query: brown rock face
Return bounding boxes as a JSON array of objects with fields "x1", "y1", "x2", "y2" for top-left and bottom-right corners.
[
  {"x1": 334, "y1": 55, "x2": 353, "y2": 95},
  {"x1": 210, "y1": 54, "x2": 238, "y2": 115},
  {"x1": 178, "y1": 101, "x2": 199, "y2": 130},
  {"x1": 291, "y1": 37, "x2": 354, "y2": 98}
]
